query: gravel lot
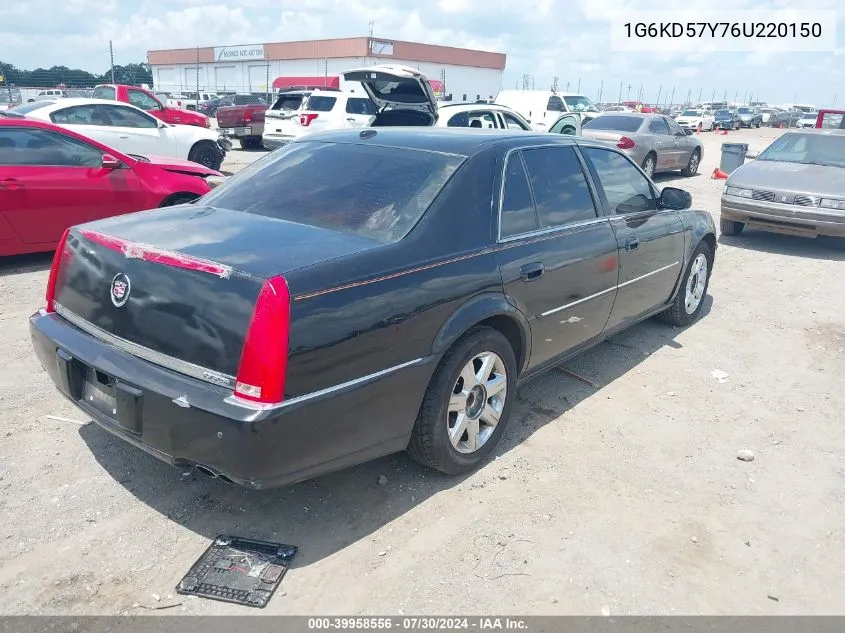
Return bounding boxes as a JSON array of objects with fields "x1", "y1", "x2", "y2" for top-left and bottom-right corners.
[{"x1": 1, "y1": 127, "x2": 843, "y2": 616}]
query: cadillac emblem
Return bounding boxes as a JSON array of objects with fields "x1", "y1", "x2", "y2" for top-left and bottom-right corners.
[{"x1": 110, "y1": 273, "x2": 131, "y2": 308}]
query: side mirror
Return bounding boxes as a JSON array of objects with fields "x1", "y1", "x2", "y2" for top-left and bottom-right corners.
[
  {"x1": 101, "y1": 154, "x2": 121, "y2": 169},
  {"x1": 684, "y1": 128, "x2": 694, "y2": 135},
  {"x1": 659, "y1": 186, "x2": 692, "y2": 210}
]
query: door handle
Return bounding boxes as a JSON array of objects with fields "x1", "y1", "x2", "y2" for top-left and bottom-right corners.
[
  {"x1": 625, "y1": 237, "x2": 639, "y2": 251},
  {"x1": 119, "y1": 135, "x2": 129, "y2": 139},
  {"x1": 0, "y1": 178, "x2": 23, "y2": 190},
  {"x1": 519, "y1": 262, "x2": 545, "y2": 281}
]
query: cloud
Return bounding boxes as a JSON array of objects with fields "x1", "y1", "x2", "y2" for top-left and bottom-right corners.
[{"x1": 0, "y1": 0, "x2": 840, "y2": 105}]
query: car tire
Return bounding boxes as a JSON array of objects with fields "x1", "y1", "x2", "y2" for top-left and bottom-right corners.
[
  {"x1": 407, "y1": 326, "x2": 517, "y2": 475},
  {"x1": 188, "y1": 141, "x2": 223, "y2": 171},
  {"x1": 659, "y1": 241, "x2": 713, "y2": 327},
  {"x1": 681, "y1": 149, "x2": 701, "y2": 177},
  {"x1": 641, "y1": 153, "x2": 656, "y2": 178},
  {"x1": 720, "y1": 217, "x2": 745, "y2": 236},
  {"x1": 239, "y1": 137, "x2": 262, "y2": 150},
  {"x1": 159, "y1": 193, "x2": 199, "y2": 207}
]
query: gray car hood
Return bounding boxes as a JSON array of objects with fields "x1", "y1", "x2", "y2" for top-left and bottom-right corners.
[{"x1": 729, "y1": 159, "x2": 845, "y2": 198}]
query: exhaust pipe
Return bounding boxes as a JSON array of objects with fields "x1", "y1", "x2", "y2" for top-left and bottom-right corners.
[{"x1": 194, "y1": 463, "x2": 235, "y2": 484}]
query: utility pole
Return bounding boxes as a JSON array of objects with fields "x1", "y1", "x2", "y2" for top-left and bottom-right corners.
[
  {"x1": 669, "y1": 85, "x2": 675, "y2": 109},
  {"x1": 565, "y1": 81, "x2": 570, "y2": 91},
  {"x1": 742, "y1": 90, "x2": 747, "y2": 105},
  {"x1": 697, "y1": 87, "x2": 702, "y2": 105},
  {"x1": 552, "y1": 76, "x2": 558, "y2": 91},
  {"x1": 598, "y1": 79, "x2": 603, "y2": 104},
  {"x1": 109, "y1": 40, "x2": 115, "y2": 84},
  {"x1": 656, "y1": 84, "x2": 662, "y2": 109},
  {"x1": 626, "y1": 83, "x2": 632, "y2": 101},
  {"x1": 196, "y1": 47, "x2": 201, "y2": 94},
  {"x1": 577, "y1": 77, "x2": 581, "y2": 92},
  {"x1": 833, "y1": 93, "x2": 837, "y2": 106},
  {"x1": 618, "y1": 81, "x2": 622, "y2": 105},
  {"x1": 711, "y1": 88, "x2": 715, "y2": 104},
  {"x1": 265, "y1": 51, "x2": 270, "y2": 102}
]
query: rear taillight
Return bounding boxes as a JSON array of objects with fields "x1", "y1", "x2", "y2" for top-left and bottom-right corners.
[
  {"x1": 617, "y1": 136, "x2": 636, "y2": 149},
  {"x1": 300, "y1": 113, "x2": 318, "y2": 126},
  {"x1": 45, "y1": 227, "x2": 71, "y2": 313},
  {"x1": 234, "y1": 276, "x2": 291, "y2": 405}
]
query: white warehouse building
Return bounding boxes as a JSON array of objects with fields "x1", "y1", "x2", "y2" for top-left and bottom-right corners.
[{"x1": 147, "y1": 37, "x2": 506, "y2": 102}]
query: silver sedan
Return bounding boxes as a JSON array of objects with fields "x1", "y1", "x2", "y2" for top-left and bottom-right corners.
[{"x1": 581, "y1": 113, "x2": 704, "y2": 178}]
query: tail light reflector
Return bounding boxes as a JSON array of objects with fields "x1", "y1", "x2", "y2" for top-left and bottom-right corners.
[
  {"x1": 234, "y1": 276, "x2": 291, "y2": 404},
  {"x1": 300, "y1": 113, "x2": 319, "y2": 126},
  {"x1": 617, "y1": 136, "x2": 636, "y2": 149},
  {"x1": 45, "y1": 227, "x2": 71, "y2": 313}
]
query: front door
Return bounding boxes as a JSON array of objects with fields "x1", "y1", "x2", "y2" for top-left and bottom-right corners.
[
  {"x1": 98, "y1": 104, "x2": 170, "y2": 157},
  {"x1": 494, "y1": 145, "x2": 619, "y2": 372},
  {"x1": 0, "y1": 126, "x2": 147, "y2": 245},
  {"x1": 580, "y1": 146, "x2": 686, "y2": 331}
]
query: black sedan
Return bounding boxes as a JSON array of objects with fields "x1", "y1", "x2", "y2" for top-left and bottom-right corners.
[
  {"x1": 713, "y1": 109, "x2": 741, "y2": 130},
  {"x1": 768, "y1": 109, "x2": 803, "y2": 128},
  {"x1": 30, "y1": 129, "x2": 717, "y2": 489}
]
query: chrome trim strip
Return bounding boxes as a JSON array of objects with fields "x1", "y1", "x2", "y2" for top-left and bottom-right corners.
[
  {"x1": 53, "y1": 302, "x2": 237, "y2": 390},
  {"x1": 497, "y1": 217, "x2": 607, "y2": 244},
  {"x1": 617, "y1": 261, "x2": 681, "y2": 288},
  {"x1": 540, "y1": 286, "x2": 616, "y2": 317},
  {"x1": 224, "y1": 357, "x2": 427, "y2": 412}
]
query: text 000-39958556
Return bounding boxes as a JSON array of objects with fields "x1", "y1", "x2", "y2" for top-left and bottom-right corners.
[{"x1": 610, "y1": 10, "x2": 836, "y2": 52}]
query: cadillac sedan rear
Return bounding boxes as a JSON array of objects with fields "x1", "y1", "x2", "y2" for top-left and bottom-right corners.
[{"x1": 30, "y1": 136, "x2": 466, "y2": 489}]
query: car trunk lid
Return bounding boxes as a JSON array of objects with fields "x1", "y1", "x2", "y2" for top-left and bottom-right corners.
[
  {"x1": 50, "y1": 205, "x2": 382, "y2": 388},
  {"x1": 341, "y1": 64, "x2": 437, "y2": 117}
]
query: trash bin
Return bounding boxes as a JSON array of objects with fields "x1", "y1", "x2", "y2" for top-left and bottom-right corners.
[{"x1": 720, "y1": 143, "x2": 749, "y2": 173}]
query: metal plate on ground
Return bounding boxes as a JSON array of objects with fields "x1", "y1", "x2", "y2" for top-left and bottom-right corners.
[{"x1": 176, "y1": 535, "x2": 297, "y2": 608}]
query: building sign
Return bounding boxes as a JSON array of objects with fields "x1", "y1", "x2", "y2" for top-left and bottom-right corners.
[
  {"x1": 214, "y1": 44, "x2": 266, "y2": 61},
  {"x1": 369, "y1": 40, "x2": 394, "y2": 56}
]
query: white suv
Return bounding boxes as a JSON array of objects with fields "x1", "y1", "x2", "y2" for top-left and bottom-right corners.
[{"x1": 263, "y1": 90, "x2": 377, "y2": 147}]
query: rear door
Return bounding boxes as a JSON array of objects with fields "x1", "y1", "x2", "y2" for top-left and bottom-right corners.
[
  {"x1": 0, "y1": 126, "x2": 148, "y2": 245},
  {"x1": 494, "y1": 145, "x2": 619, "y2": 371},
  {"x1": 344, "y1": 97, "x2": 377, "y2": 127},
  {"x1": 665, "y1": 116, "x2": 692, "y2": 166},
  {"x1": 580, "y1": 146, "x2": 685, "y2": 330},
  {"x1": 646, "y1": 116, "x2": 677, "y2": 169}
]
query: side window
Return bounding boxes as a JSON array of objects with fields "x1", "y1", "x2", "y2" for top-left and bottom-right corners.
[
  {"x1": 0, "y1": 127, "x2": 103, "y2": 167},
  {"x1": 521, "y1": 147, "x2": 597, "y2": 228},
  {"x1": 665, "y1": 117, "x2": 685, "y2": 136},
  {"x1": 648, "y1": 118, "x2": 670, "y2": 135},
  {"x1": 501, "y1": 112, "x2": 530, "y2": 130},
  {"x1": 127, "y1": 89, "x2": 161, "y2": 111},
  {"x1": 583, "y1": 147, "x2": 657, "y2": 215},
  {"x1": 50, "y1": 105, "x2": 109, "y2": 126},
  {"x1": 447, "y1": 111, "x2": 469, "y2": 127},
  {"x1": 549, "y1": 115, "x2": 578, "y2": 135},
  {"x1": 92, "y1": 86, "x2": 116, "y2": 100},
  {"x1": 467, "y1": 111, "x2": 496, "y2": 128},
  {"x1": 499, "y1": 152, "x2": 538, "y2": 238},
  {"x1": 103, "y1": 106, "x2": 159, "y2": 128},
  {"x1": 345, "y1": 98, "x2": 376, "y2": 115},
  {"x1": 547, "y1": 96, "x2": 565, "y2": 112}
]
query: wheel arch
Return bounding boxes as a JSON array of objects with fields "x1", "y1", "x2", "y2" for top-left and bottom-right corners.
[
  {"x1": 159, "y1": 192, "x2": 201, "y2": 207},
  {"x1": 431, "y1": 293, "x2": 531, "y2": 375}
]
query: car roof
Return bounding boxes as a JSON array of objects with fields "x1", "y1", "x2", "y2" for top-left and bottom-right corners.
[
  {"x1": 292, "y1": 127, "x2": 578, "y2": 156},
  {"x1": 787, "y1": 128, "x2": 845, "y2": 136},
  {"x1": 438, "y1": 103, "x2": 517, "y2": 111},
  {"x1": 20, "y1": 97, "x2": 132, "y2": 110}
]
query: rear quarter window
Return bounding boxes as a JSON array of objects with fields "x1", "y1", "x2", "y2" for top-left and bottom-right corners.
[
  {"x1": 303, "y1": 96, "x2": 337, "y2": 112},
  {"x1": 199, "y1": 142, "x2": 465, "y2": 243}
]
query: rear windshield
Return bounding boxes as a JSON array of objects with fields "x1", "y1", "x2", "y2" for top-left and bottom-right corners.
[
  {"x1": 272, "y1": 95, "x2": 307, "y2": 110},
  {"x1": 303, "y1": 96, "x2": 337, "y2": 112},
  {"x1": 234, "y1": 95, "x2": 266, "y2": 105},
  {"x1": 583, "y1": 115, "x2": 642, "y2": 132},
  {"x1": 9, "y1": 100, "x2": 55, "y2": 114},
  {"x1": 199, "y1": 141, "x2": 465, "y2": 243}
]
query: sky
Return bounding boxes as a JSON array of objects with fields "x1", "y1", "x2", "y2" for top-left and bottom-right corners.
[{"x1": 0, "y1": 0, "x2": 842, "y2": 106}]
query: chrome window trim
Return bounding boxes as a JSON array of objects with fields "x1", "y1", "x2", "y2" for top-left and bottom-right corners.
[
  {"x1": 53, "y1": 302, "x2": 237, "y2": 390},
  {"x1": 496, "y1": 142, "x2": 599, "y2": 243},
  {"x1": 617, "y1": 261, "x2": 680, "y2": 289},
  {"x1": 224, "y1": 357, "x2": 427, "y2": 412}
]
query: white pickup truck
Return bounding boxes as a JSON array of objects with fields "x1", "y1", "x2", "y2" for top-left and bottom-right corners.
[{"x1": 162, "y1": 92, "x2": 218, "y2": 111}]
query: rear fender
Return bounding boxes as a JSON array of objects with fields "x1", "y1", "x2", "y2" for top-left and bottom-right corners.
[{"x1": 432, "y1": 292, "x2": 531, "y2": 374}]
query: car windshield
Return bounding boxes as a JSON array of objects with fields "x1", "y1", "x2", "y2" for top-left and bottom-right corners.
[
  {"x1": 737, "y1": 108, "x2": 752, "y2": 114},
  {"x1": 757, "y1": 133, "x2": 845, "y2": 168},
  {"x1": 199, "y1": 141, "x2": 466, "y2": 243},
  {"x1": 681, "y1": 110, "x2": 701, "y2": 116},
  {"x1": 563, "y1": 95, "x2": 598, "y2": 112},
  {"x1": 714, "y1": 110, "x2": 732, "y2": 119},
  {"x1": 583, "y1": 115, "x2": 642, "y2": 132}
]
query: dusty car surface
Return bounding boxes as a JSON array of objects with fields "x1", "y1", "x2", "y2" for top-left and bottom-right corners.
[
  {"x1": 721, "y1": 129, "x2": 845, "y2": 238},
  {"x1": 30, "y1": 128, "x2": 716, "y2": 490}
]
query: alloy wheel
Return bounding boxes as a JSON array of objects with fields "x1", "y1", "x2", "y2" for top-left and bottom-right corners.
[
  {"x1": 684, "y1": 253, "x2": 708, "y2": 314},
  {"x1": 447, "y1": 352, "x2": 507, "y2": 454},
  {"x1": 642, "y1": 156, "x2": 655, "y2": 177}
]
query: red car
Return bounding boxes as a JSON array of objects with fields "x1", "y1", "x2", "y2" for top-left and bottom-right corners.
[
  {"x1": 92, "y1": 84, "x2": 211, "y2": 128},
  {"x1": 0, "y1": 116, "x2": 220, "y2": 257}
]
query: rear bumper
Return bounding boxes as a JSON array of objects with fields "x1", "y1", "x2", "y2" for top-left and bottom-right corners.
[
  {"x1": 721, "y1": 196, "x2": 845, "y2": 237},
  {"x1": 30, "y1": 310, "x2": 436, "y2": 489},
  {"x1": 218, "y1": 125, "x2": 263, "y2": 138}
]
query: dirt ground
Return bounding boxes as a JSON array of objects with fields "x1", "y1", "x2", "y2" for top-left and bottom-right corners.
[{"x1": 0, "y1": 126, "x2": 843, "y2": 616}]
